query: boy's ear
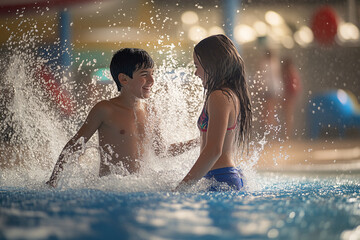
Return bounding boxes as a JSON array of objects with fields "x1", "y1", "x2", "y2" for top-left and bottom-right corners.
[{"x1": 118, "y1": 73, "x2": 129, "y2": 86}]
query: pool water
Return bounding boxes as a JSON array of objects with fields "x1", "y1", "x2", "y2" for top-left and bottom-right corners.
[{"x1": 1, "y1": 173, "x2": 360, "y2": 240}]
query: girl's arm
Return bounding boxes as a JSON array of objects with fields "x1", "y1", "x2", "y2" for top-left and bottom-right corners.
[
  {"x1": 46, "y1": 102, "x2": 106, "y2": 187},
  {"x1": 175, "y1": 91, "x2": 233, "y2": 191}
]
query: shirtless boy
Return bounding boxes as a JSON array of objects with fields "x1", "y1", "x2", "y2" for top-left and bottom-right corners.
[
  {"x1": 46, "y1": 48, "x2": 199, "y2": 188},
  {"x1": 46, "y1": 48, "x2": 155, "y2": 187}
]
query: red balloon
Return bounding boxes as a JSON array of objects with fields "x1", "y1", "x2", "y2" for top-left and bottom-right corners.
[{"x1": 311, "y1": 6, "x2": 338, "y2": 45}]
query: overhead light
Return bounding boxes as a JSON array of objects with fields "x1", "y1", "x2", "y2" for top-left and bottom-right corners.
[
  {"x1": 271, "y1": 25, "x2": 290, "y2": 37},
  {"x1": 265, "y1": 11, "x2": 284, "y2": 26},
  {"x1": 338, "y1": 22, "x2": 360, "y2": 41},
  {"x1": 281, "y1": 35, "x2": 295, "y2": 49},
  {"x1": 234, "y1": 24, "x2": 257, "y2": 43},
  {"x1": 253, "y1": 21, "x2": 268, "y2": 37},
  {"x1": 181, "y1": 11, "x2": 199, "y2": 25},
  {"x1": 188, "y1": 25, "x2": 207, "y2": 42},
  {"x1": 294, "y1": 26, "x2": 313, "y2": 46}
]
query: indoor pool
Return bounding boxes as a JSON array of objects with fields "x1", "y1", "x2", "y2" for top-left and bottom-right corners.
[
  {"x1": 1, "y1": 173, "x2": 360, "y2": 240},
  {"x1": 1, "y1": 9, "x2": 360, "y2": 239}
]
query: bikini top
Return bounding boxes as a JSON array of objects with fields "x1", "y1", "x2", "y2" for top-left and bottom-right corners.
[{"x1": 197, "y1": 106, "x2": 236, "y2": 132}]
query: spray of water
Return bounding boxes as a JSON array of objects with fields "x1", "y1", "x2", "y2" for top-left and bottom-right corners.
[
  {"x1": 0, "y1": 6, "x2": 270, "y2": 192},
  {"x1": 0, "y1": 42, "x2": 268, "y2": 192}
]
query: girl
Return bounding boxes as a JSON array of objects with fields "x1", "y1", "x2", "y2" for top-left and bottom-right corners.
[{"x1": 176, "y1": 34, "x2": 252, "y2": 191}]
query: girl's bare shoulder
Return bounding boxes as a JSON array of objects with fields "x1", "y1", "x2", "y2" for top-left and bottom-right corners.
[{"x1": 208, "y1": 89, "x2": 235, "y2": 104}]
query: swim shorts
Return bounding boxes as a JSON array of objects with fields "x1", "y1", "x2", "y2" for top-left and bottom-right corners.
[{"x1": 204, "y1": 167, "x2": 245, "y2": 191}]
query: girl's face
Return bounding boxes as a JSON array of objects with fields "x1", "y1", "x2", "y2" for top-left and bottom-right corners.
[{"x1": 193, "y1": 52, "x2": 206, "y2": 88}]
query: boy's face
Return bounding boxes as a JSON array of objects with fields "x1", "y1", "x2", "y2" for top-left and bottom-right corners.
[
  {"x1": 193, "y1": 52, "x2": 206, "y2": 88},
  {"x1": 128, "y1": 67, "x2": 154, "y2": 99}
]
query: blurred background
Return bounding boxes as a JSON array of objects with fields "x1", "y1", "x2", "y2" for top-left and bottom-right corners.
[{"x1": 1, "y1": 0, "x2": 359, "y2": 171}]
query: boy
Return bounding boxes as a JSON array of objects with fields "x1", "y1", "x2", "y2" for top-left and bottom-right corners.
[
  {"x1": 46, "y1": 48, "x2": 156, "y2": 187},
  {"x1": 46, "y1": 48, "x2": 199, "y2": 188}
]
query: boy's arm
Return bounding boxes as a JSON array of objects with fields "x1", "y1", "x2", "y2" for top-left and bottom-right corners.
[
  {"x1": 46, "y1": 102, "x2": 106, "y2": 188},
  {"x1": 147, "y1": 104, "x2": 200, "y2": 157},
  {"x1": 45, "y1": 137, "x2": 84, "y2": 188},
  {"x1": 167, "y1": 138, "x2": 200, "y2": 156},
  {"x1": 152, "y1": 125, "x2": 200, "y2": 157}
]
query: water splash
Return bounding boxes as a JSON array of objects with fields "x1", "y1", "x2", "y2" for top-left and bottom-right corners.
[
  {"x1": 0, "y1": 11, "x2": 268, "y2": 192},
  {"x1": 0, "y1": 39, "x2": 268, "y2": 192}
]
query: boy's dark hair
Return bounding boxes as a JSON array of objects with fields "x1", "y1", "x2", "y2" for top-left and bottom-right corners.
[{"x1": 110, "y1": 48, "x2": 154, "y2": 91}]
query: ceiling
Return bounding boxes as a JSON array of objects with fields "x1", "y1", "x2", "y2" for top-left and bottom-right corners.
[{"x1": 0, "y1": 0, "x2": 355, "y2": 50}]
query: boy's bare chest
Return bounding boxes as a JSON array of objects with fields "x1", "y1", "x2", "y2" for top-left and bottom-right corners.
[{"x1": 101, "y1": 108, "x2": 146, "y2": 137}]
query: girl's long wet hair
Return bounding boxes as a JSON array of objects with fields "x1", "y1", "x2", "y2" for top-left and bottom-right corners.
[{"x1": 194, "y1": 34, "x2": 252, "y2": 149}]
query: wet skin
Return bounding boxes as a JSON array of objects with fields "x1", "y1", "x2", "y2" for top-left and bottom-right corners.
[{"x1": 46, "y1": 68, "x2": 154, "y2": 186}]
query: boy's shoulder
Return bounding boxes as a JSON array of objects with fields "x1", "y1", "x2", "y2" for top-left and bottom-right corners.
[
  {"x1": 89, "y1": 99, "x2": 131, "y2": 120},
  {"x1": 93, "y1": 99, "x2": 113, "y2": 109},
  {"x1": 90, "y1": 99, "x2": 122, "y2": 115},
  {"x1": 93, "y1": 98, "x2": 146, "y2": 112}
]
